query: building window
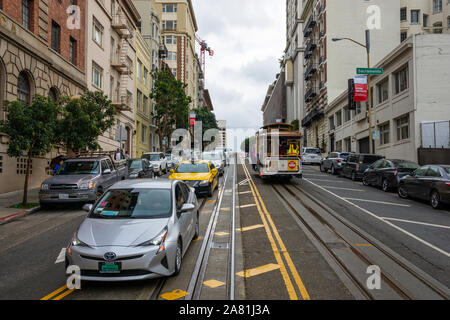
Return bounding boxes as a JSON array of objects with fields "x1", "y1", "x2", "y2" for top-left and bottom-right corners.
[
  {"x1": 17, "y1": 72, "x2": 31, "y2": 104},
  {"x1": 336, "y1": 110, "x2": 342, "y2": 127},
  {"x1": 401, "y1": 32, "x2": 407, "y2": 42},
  {"x1": 69, "y1": 37, "x2": 77, "y2": 65},
  {"x1": 344, "y1": 106, "x2": 351, "y2": 123},
  {"x1": 411, "y1": 10, "x2": 420, "y2": 24},
  {"x1": 379, "y1": 122, "x2": 390, "y2": 145},
  {"x1": 400, "y1": 7, "x2": 407, "y2": 21},
  {"x1": 167, "y1": 51, "x2": 177, "y2": 61},
  {"x1": 433, "y1": 22, "x2": 443, "y2": 33},
  {"x1": 328, "y1": 116, "x2": 335, "y2": 130},
  {"x1": 396, "y1": 114, "x2": 410, "y2": 141},
  {"x1": 93, "y1": 17, "x2": 104, "y2": 46},
  {"x1": 136, "y1": 89, "x2": 142, "y2": 111},
  {"x1": 165, "y1": 35, "x2": 177, "y2": 45},
  {"x1": 92, "y1": 62, "x2": 103, "y2": 88},
  {"x1": 22, "y1": 0, "x2": 32, "y2": 30},
  {"x1": 143, "y1": 96, "x2": 148, "y2": 115},
  {"x1": 344, "y1": 138, "x2": 351, "y2": 152},
  {"x1": 394, "y1": 66, "x2": 408, "y2": 94},
  {"x1": 141, "y1": 125, "x2": 147, "y2": 144},
  {"x1": 0, "y1": 155, "x2": 3, "y2": 174},
  {"x1": 377, "y1": 79, "x2": 389, "y2": 104},
  {"x1": 423, "y1": 14, "x2": 429, "y2": 27},
  {"x1": 51, "y1": 21, "x2": 61, "y2": 52},
  {"x1": 143, "y1": 67, "x2": 148, "y2": 86},
  {"x1": 433, "y1": 0, "x2": 442, "y2": 14},
  {"x1": 171, "y1": 68, "x2": 177, "y2": 77},
  {"x1": 49, "y1": 87, "x2": 59, "y2": 102},
  {"x1": 162, "y1": 4, "x2": 177, "y2": 12},
  {"x1": 137, "y1": 59, "x2": 142, "y2": 79},
  {"x1": 162, "y1": 20, "x2": 177, "y2": 31}
]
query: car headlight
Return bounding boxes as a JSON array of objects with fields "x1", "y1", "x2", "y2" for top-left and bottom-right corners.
[
  {"x1": 41, "y1": 183, "x2": 49, "y2": 190},
  {"x1": 71, "y1": 232, "x2": 91, "y2": 247},
  {"x1": 80, "y1": 182, "x2": 95, "y2": 190},
  {"x1": 137, "y1": 227, "x2": 168, "y2": 253},
  {"x1": 200, "y1": 179, "x2": 210, "y2": 185}
]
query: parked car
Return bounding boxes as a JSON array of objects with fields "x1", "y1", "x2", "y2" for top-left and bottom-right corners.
[
  {"x1": 165, "y1": 154, "x2": 177, "y2": 170},
  {"x1": 302, "y1": 148, "x2": 322, "y2": 165},
  {"x1": 320, "y1": 152, "x2": 354, "y2": 175},
  {"x1": 66, "y1": 179, "x2": 199, "y2": 281},
  {"x1": 127, "y1": 159, "x2": 154, "y2": 179},
  {"x1": 362, "y1": 159, "x2": 420, "y2": 192},
  {"x1": 39, "y1": 154, "x2": 128, "y2": 206},
  {"x1": 215, "y1": 147, "x2": 228, "y2": 166},
  {"x1": 398, "y1": 165, "x2": 450, "y2": 209},
  {"x1": 202, "y1": 151, "x2": 225, "y2": 176},
  {"x1": 142, "y1": 152, "x2": 168, "y2": 176},
  {"x1": 340, "y1": 154, "x2": 384, "y2": 181}
]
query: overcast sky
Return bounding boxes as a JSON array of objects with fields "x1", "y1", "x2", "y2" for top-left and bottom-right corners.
[{"x1": 191, "y1": 0, "x2": 286, "y2": 150}]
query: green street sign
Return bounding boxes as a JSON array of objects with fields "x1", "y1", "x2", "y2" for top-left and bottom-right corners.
[{"x1": 357, "y1": 68, "x2": 383, "y2": 75}]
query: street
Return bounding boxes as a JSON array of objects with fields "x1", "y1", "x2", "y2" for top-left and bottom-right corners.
[{"x1": 1, "y1": 158, "x2": 448, "y2": 300}]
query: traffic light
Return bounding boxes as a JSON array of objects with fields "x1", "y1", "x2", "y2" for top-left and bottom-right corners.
[{"x1": 348, "y1": 78, "x2": 357, "y2": 110}]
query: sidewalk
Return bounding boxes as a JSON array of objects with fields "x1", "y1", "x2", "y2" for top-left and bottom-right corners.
[{"x1": 0, "y1": 188, "x2": 41, "y2": 225}]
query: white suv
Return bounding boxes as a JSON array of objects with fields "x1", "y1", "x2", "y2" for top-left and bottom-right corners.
[
  {"x1": 302, "y1": 148, "x2": 323, "y2": 165},
  {"x1": 142, "y1": 152, "x2": 168, "y2": 176}
]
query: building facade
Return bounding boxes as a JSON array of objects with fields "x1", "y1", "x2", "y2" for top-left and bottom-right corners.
[
  {"x1": 400, "y1": 0, "x2": 450, "y2": 41},
  {"x1": 151, "y1": 0, "x2": 199, "y2": 109},
  {"x1": 0, "y1": 0, "x2": 87, "y2": 193},
  {"x1": 324, "y1": 34, "x2": 450, "y2": 163},
  {"x1": 217, "y1": 120, "x2": 227, "y2": 149},
  {"x1": 299, "y1": 0, "x2": 400, "y2": 152},
  {"x1": 261, "y1": 72, "x2": 287, "y2": 126}
]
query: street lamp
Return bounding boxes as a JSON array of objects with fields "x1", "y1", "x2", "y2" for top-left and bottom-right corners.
[{"x1": 332, "y1": 30, "x2": 374, "y2": 154}]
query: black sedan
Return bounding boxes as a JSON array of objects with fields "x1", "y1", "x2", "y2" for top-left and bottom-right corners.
[
  {"x1": 127, "y1": 159, "x2": 154, "y2": 179},
  {"x1": 398, "y1": 165, "x2": 450, "y2": 209},
  {"x1": 362, "y1": 159, "x2": 420, "y2": 192}
]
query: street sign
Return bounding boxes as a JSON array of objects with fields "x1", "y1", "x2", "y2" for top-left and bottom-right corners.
[
  {"x1": 189, "y1": 112, "x2": 196, "y2": 127},
  {"x1": 357, "y1": 68, "x2": 383, "y2": 75},
  {"x1": 372, "y1": 130, "x2": 380, "y2": 140}
]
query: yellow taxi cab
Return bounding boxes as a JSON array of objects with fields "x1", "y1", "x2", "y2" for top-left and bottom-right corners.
[{"x1": 169, "y1": 160, "x2": 219, "y2": 197}]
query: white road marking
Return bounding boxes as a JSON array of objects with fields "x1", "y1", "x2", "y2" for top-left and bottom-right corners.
[
  {"x1": 381, "y1": 217, "x2": 450, "y2": 230},
  {"x1": 304, "y1": 178, "x2": 450, "y2": 258},
  {"x1": 306, "y1": 178, "x2": 344, "y2": 183},
  {"x1": 303, "y1": 174, "x2": 329, "y2": 177},
  {"x1": 239, "y1": 203, "x2": 257, "y2": 209},
  {"x1": 238, "y1": 179, "x2": 249, "y2": 186},
  {"x1": 344, "y1": 198, "x2": 411, "y2": 207},
  {"x1": 323, "y1": 186, "x2": 364, "y2": 192},
  {"x1": 55, "y1": 248, "x2": 66, "y2": 264},
  {"x1": 238, "y1": 191, "x2": 253, "y2": 195}
]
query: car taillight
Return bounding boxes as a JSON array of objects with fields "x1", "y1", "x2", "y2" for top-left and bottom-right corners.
[
  {"x1": 446, "y1": 182, "x2": 450, "y2": 187},
  {"x1": 356, "y1": 164, "x2": 359, "y2": 170},
  {"x1": 394, "y1": 169, "x2": 398, "y2": 177},
  {"x1": 336, "y1": 159, "x2": 342, "y2": 163}
]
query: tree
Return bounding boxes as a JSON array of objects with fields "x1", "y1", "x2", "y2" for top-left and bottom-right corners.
[
  {"x1": 241, "y1": 136, "x2": 256, "y2": 153},
  {"x1": 291, "y1": 119, "x2": 299, "y2": 131},
  {"x1": 56, "y1": 91, "x2": 116, "y2": 155},
  {"x1": 191, "y1": 106, "x2": 218, "y2": 135},
  {"x1": 0, "y1": 95, "x2": 61, "y2": 205},
  {"x1": 150, "y1": 69, "x2": 191, "y2": 152}
]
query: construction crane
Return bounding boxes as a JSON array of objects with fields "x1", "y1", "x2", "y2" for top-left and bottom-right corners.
[{"x1": 195, "y1": 34, "x2": 214, "y2": 86}]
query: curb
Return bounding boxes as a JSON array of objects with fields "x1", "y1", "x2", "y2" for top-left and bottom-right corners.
[{"x1": 0, "y1": 206, "x2": 41, "y2": 225}]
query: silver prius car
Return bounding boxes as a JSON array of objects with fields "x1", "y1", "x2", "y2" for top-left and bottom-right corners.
[{"x1": 65, "y1": 179, "x2": 199, "y2": 281}]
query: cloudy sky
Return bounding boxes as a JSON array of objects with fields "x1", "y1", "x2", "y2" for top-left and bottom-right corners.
[{"x1": 191, "y1": 0, "x2": 286, "y2": 149}]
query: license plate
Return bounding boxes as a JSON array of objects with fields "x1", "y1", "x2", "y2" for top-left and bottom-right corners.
[
  {"x1": 59, "y1": 194, "x2": 69, "y2": 199},
  {"x1": 99, "y1": 262, "x2": 121, "y2": 274}
]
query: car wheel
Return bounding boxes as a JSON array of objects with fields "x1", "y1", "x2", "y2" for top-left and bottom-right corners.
[
  {"x1": 193, "y1": 213, "x2": 200, "y2": 240},
  {"x1": 382, "y1": 179, "x2": 390, "y2": 192},
  {"x1": 398, "y1": 185, "x2": 408, "y2": 199},
  {"x1": 430, "y1": 190, "x2": 442, "y2": 210},
  {"x1": 173, "y1": 240, "x2": 182, "y2": 276},
  {"x1": 362, "y1": 177, "x2": 369, "y2": 186}
]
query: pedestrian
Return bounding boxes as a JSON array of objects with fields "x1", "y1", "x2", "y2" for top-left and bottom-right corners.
[
  {"x1": 115, "y1": 148, "x2": 122, "y2": 160},
  {"x1": 53, "y1": 159, "x2": 64, "y2": 175},
  {"x1": 125, "y1": 151, "x2": 130, "y2": 159}
]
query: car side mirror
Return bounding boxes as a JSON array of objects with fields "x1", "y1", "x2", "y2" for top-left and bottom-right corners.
[
  {"x1": 103, "y1": 169, "x2": 111, "y2": 175},
  {"x1": 180, "y1": 203, "x2": 195, "y2": 213},
  {"x1": 82, "y1": 204, "x2": 93, "y2": 213}
]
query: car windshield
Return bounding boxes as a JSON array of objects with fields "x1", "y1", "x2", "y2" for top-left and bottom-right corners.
[
  {"x1": 143, "y1": 154, "x2": 160, "y2": 161},
  {"x1": 166, "y1": 155, "x2": 172, "y2": 160},
  {"x1": 127, "y1": 160, "x2": 143, "y2": 170},
  {"x1": 176, "y1": 163, "x2": 210, "y2": 173},
  {"x1": 361, "y1": 156, "x2": 382, "y2": 164},
  {"x1": 305, "y1": 148, "x2": 321, "y2": 154},
  {"x1": 91, "y1": 189, "x2": 172, "y2": 219},
  {"x1": 202, "y1": 153, "x2": 221, "y2": 160},
  {"x1": 394, "y1": 161, "x2": 420, "y2": 169},
  {"x1": 443, "y1": 167, "x2": 450, "y2": 175},
  {"x1": 57, "y1": 161, "x2": 99, "y2": 175}
]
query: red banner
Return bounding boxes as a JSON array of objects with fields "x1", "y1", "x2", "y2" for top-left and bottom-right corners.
[{"x1": 354, "y1": 75, "x2": 368, "y2": 102}]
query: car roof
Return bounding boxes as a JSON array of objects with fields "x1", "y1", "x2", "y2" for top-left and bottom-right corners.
[
  {"x1": 110, "y1": 178, "x2": 175, "y2": 190},
  {"x1": 65, "y1": 158, "x2": 104, "y2": 161},
  {"x1": 179, "y1": 160, "x2": 210, "y2": 164}
]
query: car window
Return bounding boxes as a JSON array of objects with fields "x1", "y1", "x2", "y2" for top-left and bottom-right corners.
[
  {"x1": 128, "y1": 160, "x2": 143, "y2": 170},
  {"x1": 361, "y1": 155, "x2": 382, "y2": 164},
  {"x1": 175, "y1": 184, "x2": 184, "y2": 210},
  {"x1": 176, "y1": 163, "x2": 210, "y2": 173},
  {"x1": 304, "y1": 148, "x2": 321, "y2": 154},
  {"x1": 393, "y1": 161, "x2": 419, "y2": 169},
  {"x1": 57, "y1": 161, "x2": 100, "y2": 175},
  {"x1": 372, "y1": 160, "x2": 383, "y2": 169},
  {"x1": 180, "y1": 183, "x2": 190, "y2": 203},
  {"x1": 101, "y1": 160, "x2": 110, "y2": 172},
  {"x1": 444, "y1": 168, "x2": 450, "y2": 175},
  {"x1": 426, "y1": 167, "x2": 442, "y2": 177},
  {"x1": 414, "y1": 166, "x2": 429, "y2": 177},
  {"x1": 106, "y1": 159, "x2": 114, "y2": 170},
  {"x1": 91, "y1": 188, "x2": 172, "y2": 219}
]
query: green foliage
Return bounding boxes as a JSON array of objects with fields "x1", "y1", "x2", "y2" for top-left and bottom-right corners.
[
  {"x1": 241, "y1": 136, "x2": 256, "y2": 152},
  {"x1": 191, "y1": 106, "x2": 218, "y2": 136},
  {"x1": 56, "y1": 91, "x2": 116, "y2": 153},
  {"x1": 291, "y1": 119, "x2": 299, "y2": 131},
  {"x1": 150, "y1": 69, "x2": 191, "y2": 150}
]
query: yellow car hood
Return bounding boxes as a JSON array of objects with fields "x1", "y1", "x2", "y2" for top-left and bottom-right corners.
[{"x1": 169, "y1": 173, "x2": 212, "y2": 181}]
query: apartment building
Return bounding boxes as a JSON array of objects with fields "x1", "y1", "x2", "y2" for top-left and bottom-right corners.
[
  {"x1": 151, "y1": 0, "x2": 199, "y2": 109},
  {"x1": 400, "y1": 0, "x2": 450, "y2": 41},
  {"x1": 299, "y1": 0, "x2": 400, "y2": 152},
  {"x1": 0, "y1": 0, "x2": 87, "y2": 193},
  {"x1": 217, "y1": 120, "x2": 227, "y2": 149},
  {"x1": 261, "y1": 72, "x2": 287, "y2": 126},
  {"x1": 133, "y1": 0, "x2": 162, "y2": 151},
  {"x1": 325, "y1": 34, "x2": 450, "y2": 163},
  {"x1": 87, "y1": 0, "x2": 140, "y2": 156},
  {"x1": 285, "y1": 0, "x2": 305, "y2": 130}
]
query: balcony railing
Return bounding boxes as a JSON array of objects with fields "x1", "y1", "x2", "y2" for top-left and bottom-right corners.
[
  {"x1": 301, "y1": 108, "x2": 324, "y2": 127},
  {"x1": 304, "y1": 87, "x2": 318, "y2": 103},
  {"x1": 304, "y1": 63, "x2": 318, "y2": 80}
]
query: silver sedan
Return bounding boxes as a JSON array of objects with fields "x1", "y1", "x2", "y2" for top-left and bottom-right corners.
[{"x1": 65, "y1": 179, "x2": 199, "y2": 281}]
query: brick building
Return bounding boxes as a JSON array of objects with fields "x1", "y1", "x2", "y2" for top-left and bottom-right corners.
[{"x1": 0, "y1": 0, "x2": 87, "y2": 193}]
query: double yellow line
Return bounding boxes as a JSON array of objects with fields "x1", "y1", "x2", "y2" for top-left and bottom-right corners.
[
  {"x1": 41, "y1": 285, "x2": 75, "y2": 300},
  {"x1": 241, "y1": 162, "x2": 310, "y2": 300}
]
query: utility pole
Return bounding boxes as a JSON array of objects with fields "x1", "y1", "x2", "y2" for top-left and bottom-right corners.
[{"x1": 366, "y1": 30, "x2": 373, "y2": 155}]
